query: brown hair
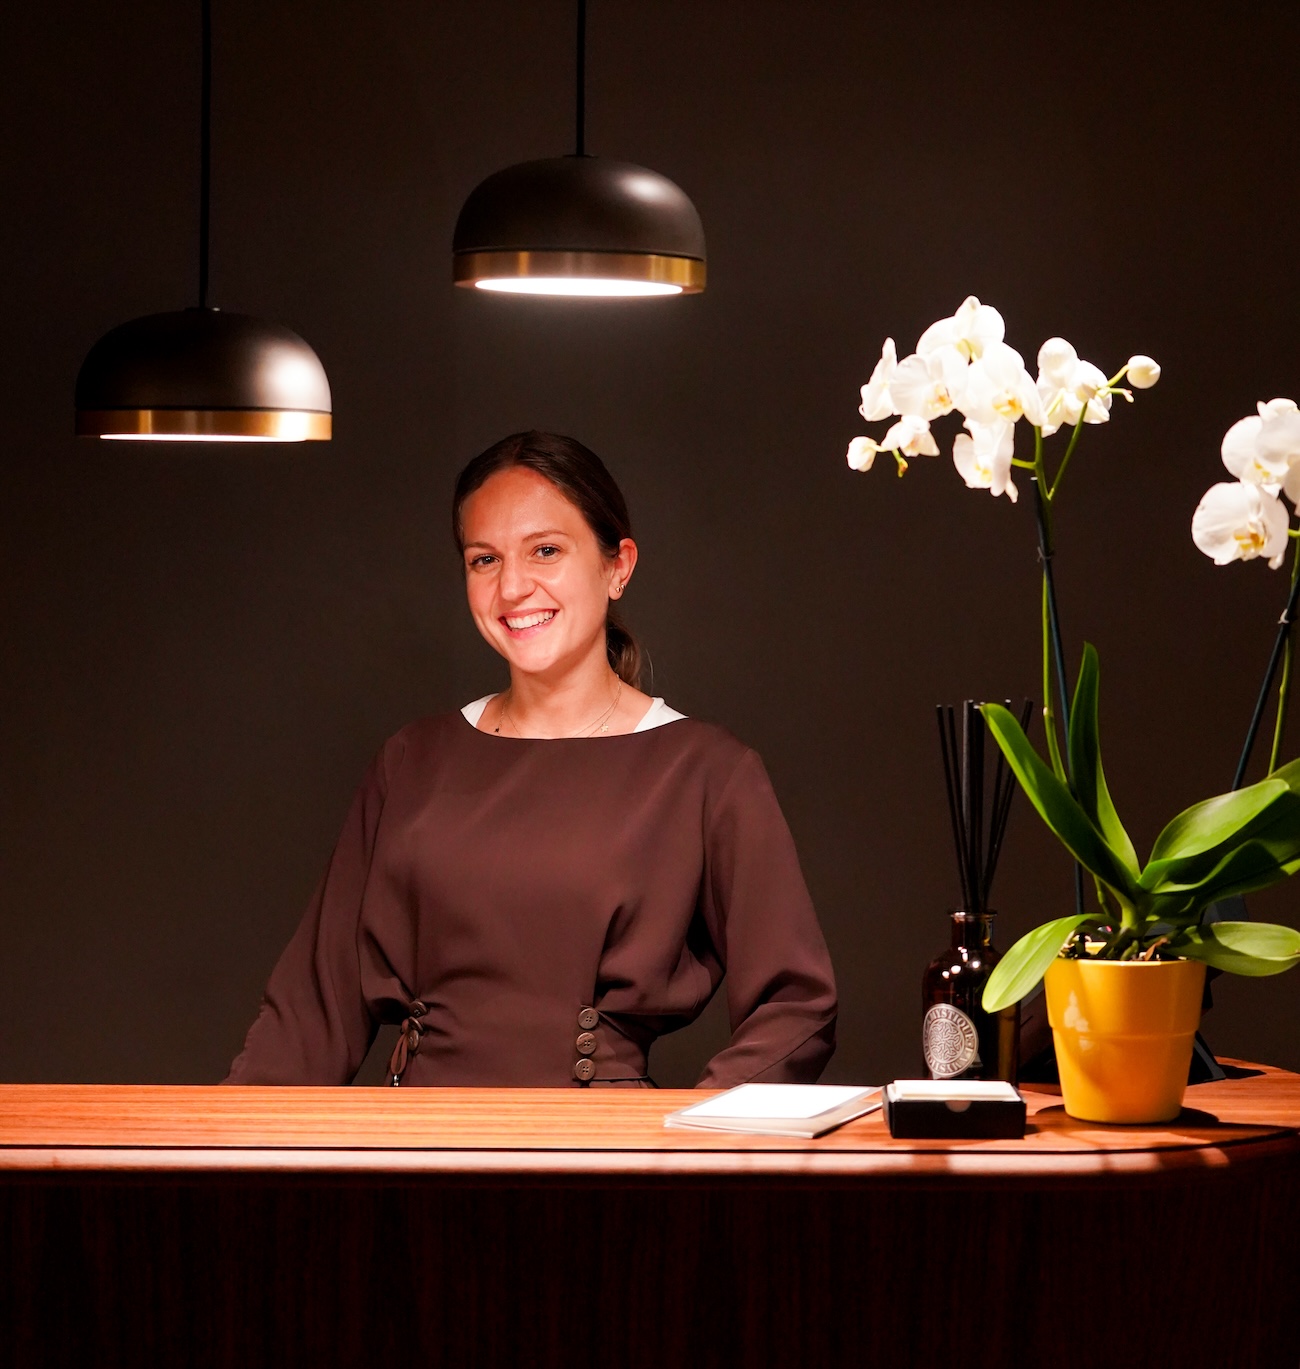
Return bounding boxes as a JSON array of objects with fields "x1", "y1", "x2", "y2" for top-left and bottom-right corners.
[{"x1": 452, "y1": 431, "x2": 643, "y2": 688}]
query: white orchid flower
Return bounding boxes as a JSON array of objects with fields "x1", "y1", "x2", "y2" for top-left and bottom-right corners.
[
  {"x1": 1258, "y1": 398, "x2": 1300, "y2": 464},
  {"x1": 1035, "y1": 337, "x2": 1113, "y2": 436},
  {"x1": 846, "y1": 435, "x2": 880, "y2": 472},
  {"x1": 845, "y1": 416, "x2": 936, "y2": 477},
  {"x1": 1221, "y1": 416, "x2": 1270, "y2": 487},
  {"x1": 859, "y1": 338, "x2": 898, "y2": 422},
  {"x1": 1219, "y1": 400, "x2": 1300, "y2": 492},
  {"x1": 917, "y1": 296, "x2": 1004, "y2": 362},
  {"x1": 1192, "y1": 481, "x2": 1290, "y2": 569},
  {"x1": 952, "y1": 420, "x2": 1018, "y2": 502},
  {"x1": 1037, "y1": 337, "x2": 1078, "y2": 390},
  {"x1": 1126, "y1": 355, "x2": 1160, "y2": 389},
  {"x1": 1072, "y1": 360, "x2": 1114, "y2": 421},
  {"x1": 958, "y1": 341, "x2": 1045, "y2": 428},
  {"x1": 888, "y1": 346, "x2": 966, "y2": 421},
  {"x1": 1036, "y1": 337, "x2": 1084, "y2": 435},
  {"x1": 881, "y1": 415, "x2": 940, "y2": 458}
]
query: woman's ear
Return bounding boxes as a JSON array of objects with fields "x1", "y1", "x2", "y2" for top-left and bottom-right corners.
[{"x1": 610, "y1": 537, "x2": 638, "y2": 598}]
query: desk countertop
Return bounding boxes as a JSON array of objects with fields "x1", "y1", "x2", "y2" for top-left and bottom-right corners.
[{"x1": 1, "y1": 1062, "x2": 1297, "y2": 1178}]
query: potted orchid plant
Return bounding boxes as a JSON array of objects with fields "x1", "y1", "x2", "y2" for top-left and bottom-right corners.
[{"x1": 847, "y1": 298, "x2": 1300, "y2": 1123}]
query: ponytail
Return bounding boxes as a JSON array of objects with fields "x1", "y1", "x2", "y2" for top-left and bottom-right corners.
[{"x1": 605, "y1": 611, "x2": 643, "y2": 689}]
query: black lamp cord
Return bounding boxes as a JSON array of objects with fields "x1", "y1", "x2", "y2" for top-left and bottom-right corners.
[
  {"x1": 198, "y1": 0, "x2": 212, "y2": 309},
  {"x1": 574, "y1": 0, "x2": 587, "y2": 156}
]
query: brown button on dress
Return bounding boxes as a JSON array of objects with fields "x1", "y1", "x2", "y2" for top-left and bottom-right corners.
[{"x1": 224, "y1": 712, "x2": 837, "y2": 1088}]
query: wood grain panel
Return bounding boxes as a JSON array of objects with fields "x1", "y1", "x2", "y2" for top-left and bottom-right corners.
[{"x1": 3, "y1": 1157, "x2": 1298, "y2": 1369}]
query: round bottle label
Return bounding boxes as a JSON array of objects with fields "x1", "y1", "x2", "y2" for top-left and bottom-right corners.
[{"x1": 923, "y1": 1003, "x2": 980, "y2": 1078}]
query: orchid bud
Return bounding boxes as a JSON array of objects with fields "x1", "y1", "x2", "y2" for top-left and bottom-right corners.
[
  {"x1": 1126, "y1": 355, "x2": 1161, "y2": 389},
  {"x1": 846, "y1": 436, "x2": 878, "y2": 472}
]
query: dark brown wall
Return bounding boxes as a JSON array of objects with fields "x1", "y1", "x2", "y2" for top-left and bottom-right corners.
[{"x1": 3, "y1": 0, "x2": 1298, "y2": 1087}]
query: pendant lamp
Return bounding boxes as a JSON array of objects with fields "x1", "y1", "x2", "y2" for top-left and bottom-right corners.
[
  {"x1": 75, "y1": 0, "x2": 331, "y2": 442},
  {"x1": 453, "y1": 0, "x2": 705, "y2": 298}
]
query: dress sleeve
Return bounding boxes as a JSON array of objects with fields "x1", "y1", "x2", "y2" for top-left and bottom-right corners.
[
  {"x1": 696, "y1": 748, "x2": 838, "y2": 1088},
  {"x1": 222, "y1": 743, "x2": 394, "y2": 1085}
]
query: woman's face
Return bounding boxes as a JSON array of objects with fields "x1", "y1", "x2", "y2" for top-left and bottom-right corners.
[{"x1": 460, "y1": 466, "x2": 636, "y2": 681}]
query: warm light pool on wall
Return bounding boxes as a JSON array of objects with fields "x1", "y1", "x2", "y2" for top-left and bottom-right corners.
[
  {"x1": 452, "y1": 0, "x2": 705, "y2": 298},
  {"x1": 75, "y1": 0, "x2": 331, "y2": 442}
]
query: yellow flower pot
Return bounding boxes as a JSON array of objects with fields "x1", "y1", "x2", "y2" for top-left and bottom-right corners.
[{"x1": 1044, "y1": 957, "x2": 1206, "y2": 1124}]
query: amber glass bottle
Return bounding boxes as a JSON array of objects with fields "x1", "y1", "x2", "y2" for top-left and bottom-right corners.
[{"x1": 921, "y1": 911, "x2": 1019, "y2": 1082}]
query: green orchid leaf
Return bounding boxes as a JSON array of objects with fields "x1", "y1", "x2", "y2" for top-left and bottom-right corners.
[
  {"x1": 982, "y1": 915, "x2": 1096, "y2": 1013},
  {"x1": 1269, "y1": 757, "x2": 1300, "y2": 792},
  {"x1": 1184, "y1": 846, "x2": 1300, "y2": 908},
  {"x1": 1141, "y1": 804, "x2": 1300, "y2": 898},
  {"x1": 1138, "y1": 763, "x2": 1300, "y2": 905},
  {"x1": 1170, "y1": 921, "x2": 1300, "y2": 976},
  {"x1": 1148, "y1": 778, "x2": 1290, "y2": 863},
  {"x1": 1068, "y1": 644, "x2": 1139, "y2": 876},
  {"x1": 1145, "y1": 860, "x2": 1300, "y2": 920},
  {"x1": 982, "y1": 703, "x2": 1140, "y2": 899},
  {"x1": 1142, "y1": 889, "x2": 1211, "y2": 922}
]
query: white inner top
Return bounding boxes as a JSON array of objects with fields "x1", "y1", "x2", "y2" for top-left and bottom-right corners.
[
  {"x1": 887, "y1": 1080, "x2": 1021, "y2": 1102},
  {"x1": 461, "y1": 694, "x2": 686, "y2": 733}
]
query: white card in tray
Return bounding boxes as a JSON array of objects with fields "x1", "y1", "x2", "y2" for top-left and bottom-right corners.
[
  {"x1": 663, "y1": 1083, "x2": 882, "y2": 1138},
  {"x1": 887, "y1": 1080, "x2": 1020, "y2": 1102}
]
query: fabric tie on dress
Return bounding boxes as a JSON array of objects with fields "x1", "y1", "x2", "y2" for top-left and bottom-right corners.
[{"x1": 388, "y1": 1000, "x2": 428, "y2": 1086}]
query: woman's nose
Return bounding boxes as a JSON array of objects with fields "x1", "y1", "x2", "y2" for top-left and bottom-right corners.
[{"x1": 497, "y1": 557, "x2": 534, "y2": 602}]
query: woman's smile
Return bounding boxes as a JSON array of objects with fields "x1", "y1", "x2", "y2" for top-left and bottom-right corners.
[{"x1": 501, "y1": 608, "x2": 558, "y2": 637}]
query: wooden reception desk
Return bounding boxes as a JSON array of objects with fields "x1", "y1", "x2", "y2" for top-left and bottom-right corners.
[{"x1": 2, "y1": 1064, "x2": 1298, "y2": 1368}]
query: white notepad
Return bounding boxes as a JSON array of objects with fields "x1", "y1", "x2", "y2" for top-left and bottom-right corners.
[{"x1": 663, "y1": 1083, "x2": 882, "y2": 1138}]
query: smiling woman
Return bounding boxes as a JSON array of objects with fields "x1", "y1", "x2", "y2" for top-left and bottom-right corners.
[{"x1": 224, "y1": 432, "x2": 838, "y2": 1089}]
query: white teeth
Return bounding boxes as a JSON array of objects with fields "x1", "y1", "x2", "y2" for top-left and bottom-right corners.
[{"x1": 505, "y1": 610, "x2": 556, "y2": 630}]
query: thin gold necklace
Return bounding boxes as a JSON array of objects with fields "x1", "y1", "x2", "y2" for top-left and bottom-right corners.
[{"x1": 495, "y1": 680, "x2": 623, "y2": 738}]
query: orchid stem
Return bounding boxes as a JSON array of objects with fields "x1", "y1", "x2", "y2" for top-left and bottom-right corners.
[
  {"x1": 1267, "y1": 534, "x2": 1300, "y2": 773},
  {"x1": 1048, "y1": 412, "x2": 1087, "y2": 500},
  {"x1": 1032, "y1": 437, "x2": 1085, "y2": 920},
  {"x1": 1041, "y1": 573, "x2": 1064, "y2": 778},
  {"x1": 1233, "y1": 526, "x2": 1300, "y2": 789},
  {"x1": 1033, "y1": 430, "x2": 1065, "y2": 779},
  {"x1": 1032, "y1": 483, "x2": 1072, "y2": 767}
]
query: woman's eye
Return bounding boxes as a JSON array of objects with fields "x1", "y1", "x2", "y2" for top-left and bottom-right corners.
[
  {"x1": 535, "y1": 545, "x2": 560, "y2": 559},
  {"x1": 468, "y1": 554, "x2": 497, "y2": 570}
]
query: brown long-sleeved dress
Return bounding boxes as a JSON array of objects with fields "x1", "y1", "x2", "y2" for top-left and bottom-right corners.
[{"x1": 225, "y1": 711, "x2": 837, "y2": 1088}]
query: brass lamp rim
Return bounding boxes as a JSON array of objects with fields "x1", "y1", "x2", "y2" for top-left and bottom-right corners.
[
  {"x1": 453, "y1": 250, "x2": 705, "y2": 293},
  {"x1": 76, "y1": 408, "x2": 332, "y2": 441}
]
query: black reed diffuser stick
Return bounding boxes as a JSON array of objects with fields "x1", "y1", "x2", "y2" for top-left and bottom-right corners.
[
  {"x1": 941, "y1": 706, "x2": 974, "y2": 909},
  {"x1": 983, "y1": 700, "x2": 1034, "y2": 907},
  {"x1": 937, "y1": 699, "x2": 1034, "y2": 915}
]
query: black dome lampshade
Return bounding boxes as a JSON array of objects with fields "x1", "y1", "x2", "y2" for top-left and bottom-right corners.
[
  {"x1": 453, "y1": 1, "x2": 705, "y2": 298},
  {"x1": 76, "y1": 0, "x2": 331, "y2": 443},
  {"x1": 453, "y1": 156, "x2": 705, "y2": 297},
  {"x1": 76, "y1": 310, "x2": 331, "y2": 441}
]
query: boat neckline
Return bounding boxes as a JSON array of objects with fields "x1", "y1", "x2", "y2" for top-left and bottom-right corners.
[{"x1": 458, "y1": 695, "x2": 689, "y2": 741}]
